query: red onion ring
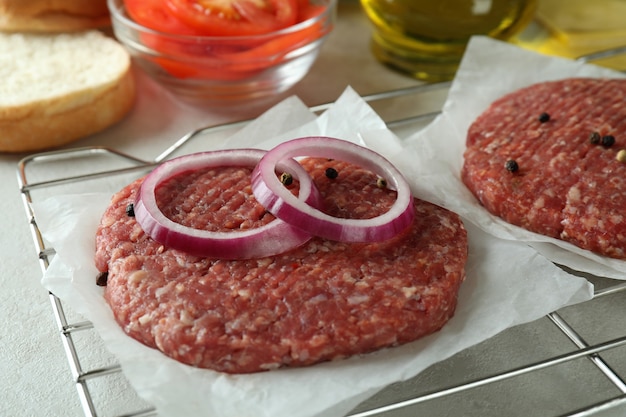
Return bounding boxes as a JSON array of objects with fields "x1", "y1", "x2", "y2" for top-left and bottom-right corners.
[
  {"x1": 251, "y1": 136, "x2": 415, "y2": 242},
  {"x1": 134, "y1": 149, "x2": 322, "y2": 259}
]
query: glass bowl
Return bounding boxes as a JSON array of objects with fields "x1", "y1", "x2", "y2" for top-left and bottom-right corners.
[{"x1": 107, "y1": 0, "x2": 336, "y2": 103}]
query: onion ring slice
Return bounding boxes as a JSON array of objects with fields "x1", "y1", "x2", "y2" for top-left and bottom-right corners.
[
  {"x1": 134, "y1": 149, "x2": 321, "y2": 259},
  {"x1": 251, "y1": 136, "x2": 415, "y2": 242}
]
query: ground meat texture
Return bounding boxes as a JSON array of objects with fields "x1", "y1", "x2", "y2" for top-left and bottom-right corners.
[
  {"x1": 462, "y1": 78, "x2": 626, "y2": 259},
  {"x1": 156, "y1": 166, "x2": 282, "y2": 231},
  {"x1": 96, "y1": 158, "x2": 468, "y2": 373}
]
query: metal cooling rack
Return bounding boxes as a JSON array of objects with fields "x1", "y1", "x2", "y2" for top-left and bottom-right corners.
[{"x1": 16, "y1": 49, "x2": 626, "y2": 417}]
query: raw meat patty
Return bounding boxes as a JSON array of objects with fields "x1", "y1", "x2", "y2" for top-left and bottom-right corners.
[
  {"x1": 462, "y1": 77, "x2": 626, "y2": 259},
  {"x1": 96, "y1": 157, "x2": 468, "y2": 373}
]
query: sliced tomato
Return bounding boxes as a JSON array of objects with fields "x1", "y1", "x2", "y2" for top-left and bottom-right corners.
[
  {"x1": 297, "y1": 2, "x2": 327, "y2": 22},
  {"x1": 125, "y1": 0, "x2": 330, "y2": 81},
  {"x1": 151, "y1": 56, "x2": 264, "y2": 81},
  {"x1": 124, "y1": 0, "x2": 205, "y2": 35},
  {"x1": 210, "y1": 3, "x2": 330, "y2": 68},
  {"x1": 165, "y1": 0, "x2": 299, "y2": 36},
  {"x1": 151, "y1": 19, "x2": 329, "y2": 80},
  {"x1": 217, "y1": 18, "x2": 329, "y2": 67}
]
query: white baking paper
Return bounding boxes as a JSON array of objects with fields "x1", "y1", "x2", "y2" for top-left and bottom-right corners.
[
  {"x1": 393, "y1": 36, "x2": 626, "y2": 280},
  {"x1": 34, "y1": 45, "x2": 595, "y2": 417}
]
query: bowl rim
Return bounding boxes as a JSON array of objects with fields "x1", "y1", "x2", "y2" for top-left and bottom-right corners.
[{"x1": 107, "y1": 0, "x2": 337, "y2": 42}]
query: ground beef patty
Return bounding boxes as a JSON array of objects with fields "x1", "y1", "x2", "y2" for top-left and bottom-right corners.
[
  {"x1": 462, "y1": 78, "x2": 626, "y2": 259},
  {"x1": 96, "y1": 157, "x2": 468, "y2": 373}
]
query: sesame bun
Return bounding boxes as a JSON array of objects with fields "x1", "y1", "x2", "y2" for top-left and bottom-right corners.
[
  {"x1": 0, "y1": 30, "x2": 135, "y2": 153},
  {"x1": 0, "y1": 0, "x2": 110, "y2": 32}
]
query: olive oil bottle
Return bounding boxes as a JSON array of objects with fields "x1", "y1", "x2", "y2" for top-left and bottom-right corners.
[{"x1": 360, "y1": 0, "x2": 537, "y2": 81}]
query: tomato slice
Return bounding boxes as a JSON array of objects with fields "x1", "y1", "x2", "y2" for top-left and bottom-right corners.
[
  {"x1": 152, "y1": 14, "x2": 329, "y2": 81},
  {"x1": 124, "y1": 0, "x2": 330, "y2": 81},
  {"x1": 124, "y1": 0, "x2": 205, "y2": 35},
  {"x1": 165, "y1": 0, "x2": 298, "y2": 36},
  {"x1": 216, "y1": 10, "x2": 330, "y2": 67},
  {"x1": 297, "y1": 2, "x2": 327, "y2": 22},
  {"x1": 152, "y1": 56, "x2": 264, "y2": 81}
]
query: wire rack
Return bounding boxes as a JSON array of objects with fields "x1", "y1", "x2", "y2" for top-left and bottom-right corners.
[{"x1": 16, "y1": 49, "x2": 626, "y2": 417}]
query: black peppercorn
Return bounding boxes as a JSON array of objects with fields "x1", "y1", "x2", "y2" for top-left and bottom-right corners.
[
  {"x1": 505, "y1": 159, "x2": 519, "y2": 172},
  {"x1": 125, "y1": 203, "x2": 135, "y2": 217},
  {"x1": 280, "y1": 172, "x2": 293, "y2": 186},
  {"x1": 589, "y1": 131, "x2": 601, "y2": 144},
  {"x1": 376, "y1": 177, "x2": 387, "y2": 189},
  {"x1": 96, "y1": 271, "x2": 108, "y2": 287},
  {"x1": 325, "y1": 167, "x2": 338, "y2": 179},
  {"x1": 538, "y1": 112, "x2": 550, "y2": 123},
  {"x1": 601, "y1": 135, "x2": 615, "y2": 147}
]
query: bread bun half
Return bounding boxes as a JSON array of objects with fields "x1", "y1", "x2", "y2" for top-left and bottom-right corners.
[
  {"x1": 0, "y1": 30, "x2": 135, "y2": 153},
  {"x1": 0, "y1": 0, "x2": 109, "y2": 32}
]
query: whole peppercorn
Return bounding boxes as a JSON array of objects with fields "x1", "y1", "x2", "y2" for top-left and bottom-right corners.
[
  {"x1": 325, "y1": 167, "x2": 339, "y2": 179},
  {"x1": 125, "y1": 203, "x2": 135, "y2": 217},
  {"x1": 589, "y1": 131, "x2": 601, "y2": 144},
  {"x1": 538, "y1": 112, "x2": 550, "y2": 123},
  {"x1": 617, "y1": 149, "x2": 626, "y2": 163},
  {"x1": 96, "y1": 271, "x2": 109, "y2": 287},
  {"x1": 280, "y1": 172, "x2": 293, "y2": 186},
  {"x1": 505, "y1": 159, "x2": 519, "y2": 173},
  {"x1": 601, "y1": 135, "x2": 616, "y2": 147},
  {"x1": 376, "y1": 177, "x2": 387, "y2": 189}
]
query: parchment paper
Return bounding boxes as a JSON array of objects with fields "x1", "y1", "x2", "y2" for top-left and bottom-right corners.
[
  {"x1": 34, "y1": 39, "x2": 594, "y2": 417},
  {"x1": 393, "y1": 36, "x2": 626, "y2": 280}
]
